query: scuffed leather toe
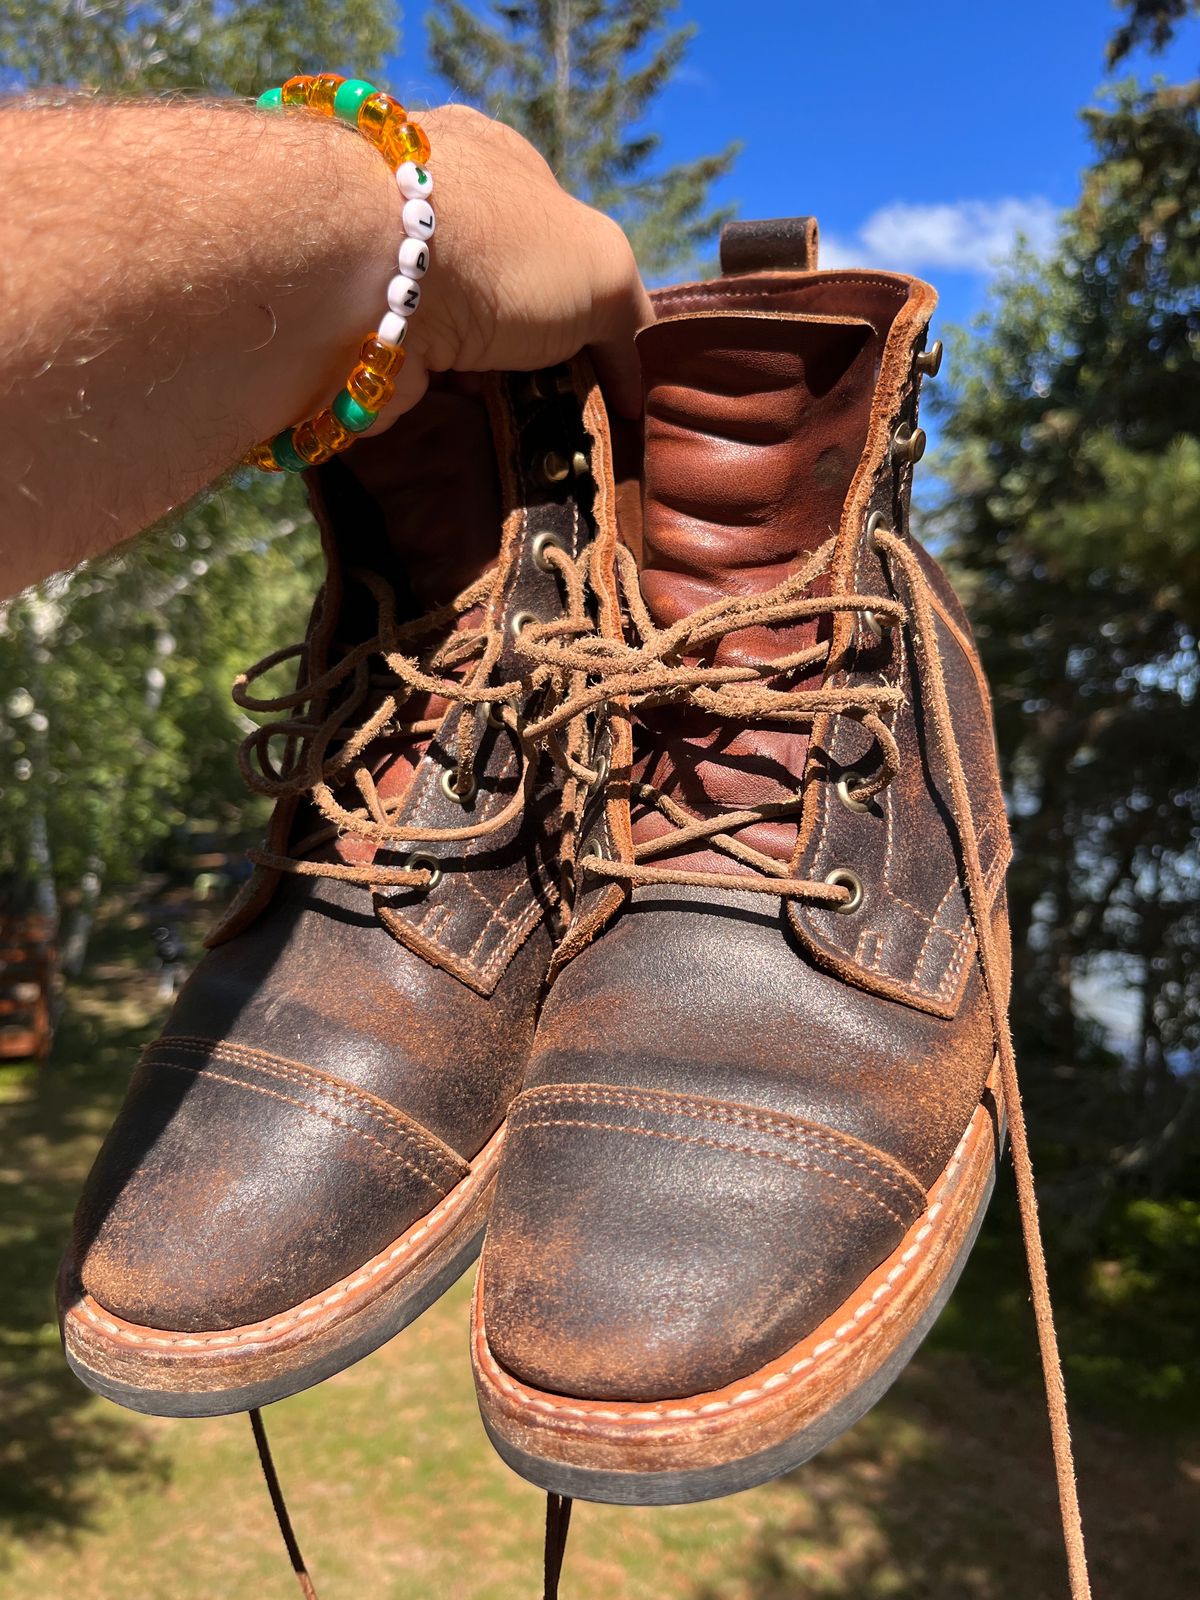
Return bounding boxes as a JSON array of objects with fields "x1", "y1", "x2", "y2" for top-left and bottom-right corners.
[
  {"x1": 74, "y1": 1037, "x2": 469, "y2": 1332},
  {"x1": 482, "y1": 1082, "x2": 926, "y2": 1401}
]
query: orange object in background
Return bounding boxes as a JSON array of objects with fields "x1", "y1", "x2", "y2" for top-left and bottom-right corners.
[{"x1": 0, "y1": 912, "x2": 57, "y2": 1062}]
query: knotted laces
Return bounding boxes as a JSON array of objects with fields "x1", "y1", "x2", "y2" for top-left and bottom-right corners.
[
  {"x1": 518, "y1": 528, "x2": 1093, "y2": 1600},
  {"x1": 235, "y1": 532, "x2": 1090, "y2": 1599},
  {"x1": 231, "y1": 559, "x2": 583, "y2": 890}
]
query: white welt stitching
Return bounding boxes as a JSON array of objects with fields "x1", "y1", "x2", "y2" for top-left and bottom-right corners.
[
  {"x1": 71, "y1": 1137, "x2": 501, "y2": 1350},
  {"x1": 477, "y1": 1104, "x2": 983, "y2": 1424}
]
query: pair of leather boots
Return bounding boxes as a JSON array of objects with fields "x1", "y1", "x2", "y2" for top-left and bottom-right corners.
[{"x1": 59, "y1": 217, "x2": 1088, "y2": 1589}]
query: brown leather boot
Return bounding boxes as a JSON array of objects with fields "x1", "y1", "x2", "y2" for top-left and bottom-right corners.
[
  {"x1": 473, "y1": 222, "x2": 1086, "y2": 1575},
  {"x1": 58, "y1": 366, "x2": 601, "y2": 1417}
]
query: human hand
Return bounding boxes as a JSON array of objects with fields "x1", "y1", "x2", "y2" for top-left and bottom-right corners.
[{"x1": 374, "y1": 105, "x2": 653, "y2": 424}]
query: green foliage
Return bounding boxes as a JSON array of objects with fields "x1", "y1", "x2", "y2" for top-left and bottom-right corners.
[
  {"x1": 427, "y1": 0, "x2": 738, "y2": 276},
  {"x1": 0, "y1": 1, "x2": 398, "y2": 910},
  {"x1": 0, "y1": 476, "x2": 321, "y2": 891},
  {"x1": 935, "y1": 1190, "x2": 1200, "y2": 1432},
  {"x1": 0, "y1": 0, "x2": 396, "y2": 99},
  {"x1": 1107, "y1": 0, "x2": 1200, "y2": 66},
  {"x1": 933, "y1": 66, "x2": 1200, "y2": 1189}
]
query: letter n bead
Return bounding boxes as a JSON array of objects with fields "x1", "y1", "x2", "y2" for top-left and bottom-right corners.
[{"x1": 388, "y1": 275, "x2": 421, "y2": 316}]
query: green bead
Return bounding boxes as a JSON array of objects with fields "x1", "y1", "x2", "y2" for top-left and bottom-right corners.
[
  {"x1": 332, "y1": 390, "x2": 378, "y2": 433},
  {"x1": 271, "y1": 430, "x2": 308, "y2": 473},
  {"x1": 333, "y1": 79, "x2": 377, "y2": 124},
  {"x1": 255, "y1": 86, "x2": 283, "y2": 111}
]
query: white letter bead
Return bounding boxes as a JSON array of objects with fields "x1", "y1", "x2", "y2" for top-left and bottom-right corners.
[
  {"x1": 402, "y1": 198, "x2": 436, "y2": 239},
  {"x1": 397, "y1": 237, "x2": 430, "y2": 278},
  {"x1": 377, "y1": 311, "x2": 408, "y2": 348},
  {"x1": 396, "y1": 162, "x2": 433, "y2": 200},
  {"x1": 387, "y1": 274, "x2": 422, "y2": 316}
]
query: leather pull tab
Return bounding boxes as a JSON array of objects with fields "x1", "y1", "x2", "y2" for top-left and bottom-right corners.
[{"x1": 720, "y1": 217, "x2": 820, "y2": 275}]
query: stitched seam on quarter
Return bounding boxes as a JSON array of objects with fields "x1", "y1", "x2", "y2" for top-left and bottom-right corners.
[
  {"x1": 467, "y1": 870, "x2": 528, "y2": 961},
  {"x1": 146, "y1": 1038, "x2": 466, "y2": 1178},
  {"x1": 514, "y1": 1085, "x2": 923, "y2": 1202},
  {"x1": 478, "y1": 1098, "x2": 984, "y2": 1423},
  {"x1": 478, "y1": 893, "x2": 544, "y2": 980},
  {"x1": 149, "y1": 1061, "x2": 449, "y2": 1192},
  {"x1": 519, "y1": 1116, "x2": 914, "y2": 1224},
  {"x1": 913, "y1": 810, "x2": 1005, "y2": 992}
]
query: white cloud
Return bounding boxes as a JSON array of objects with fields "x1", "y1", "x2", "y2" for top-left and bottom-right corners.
[{"x1": 819, "y1": 197, "x2": 1060, "y2": 276}]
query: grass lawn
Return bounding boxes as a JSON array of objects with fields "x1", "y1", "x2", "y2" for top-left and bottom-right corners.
[{"x1": 1, "y1": 905, "x2": 1197, "y2": 1599}]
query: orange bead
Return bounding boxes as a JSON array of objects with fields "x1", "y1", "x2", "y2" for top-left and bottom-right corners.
[
  {"x1": 361, "y1": 336, "x2": 405, "y2": 378},
  {"x1": 390, "y1": 121, "x2": 431, "y2": 166},
  {"x1": 307, "y1": 73, "x2": 344, "y2": 115},
  {"x1": 357, "y1": 91, "x2": 404, "y2": 145},
  {"x1": 281, "y1": 75, "x2": 316, "y2": 108},
  {"x1": 346, "y1": 364, "x2": 395, "y2": 410},
  {"x1": 243, "y1": 441, "x2": 282, "y2": 472},
  {"x1": 291, "y1": 419, "x2": 333, "y2": 466},
  {"x1": 312, "y1": 409, "x2": 353, "y2": 454}
]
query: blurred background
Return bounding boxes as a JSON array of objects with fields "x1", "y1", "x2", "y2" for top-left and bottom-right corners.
[{"x1": 0, "y1": 2, "x2": 1196, "y2": 1595}]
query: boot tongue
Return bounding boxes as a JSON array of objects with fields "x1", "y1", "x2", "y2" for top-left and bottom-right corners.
[
  {"x1": 332, "y1": 382, "x2": 500, "y2": 609},
  {"x1": 638, "y1": 307, "x2": 877, "y2": 659},
  {"x1": 301, "y1": 381, "x2": 504, "y2": 869},
  {"x1": 632, "y1": 302, "x2": 879, "y2": 865}
]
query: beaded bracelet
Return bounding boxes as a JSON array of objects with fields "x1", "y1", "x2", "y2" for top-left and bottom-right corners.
[{"x1": 242, "y1": 74, "x2": 435, "y2": 474}]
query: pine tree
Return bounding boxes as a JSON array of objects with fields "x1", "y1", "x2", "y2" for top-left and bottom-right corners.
[
  {"x1": 933, "y1": 17, "x2": 1200, "y2": 1193},
  {"x1": 428, "y1": 0, "x2": 737, "y2": 277},
  {"x1": 0, "y1": 0, "x2": 396, "y2": 100}
]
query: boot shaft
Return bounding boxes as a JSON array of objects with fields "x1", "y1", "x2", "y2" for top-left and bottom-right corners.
[{"x1": 558, "y1": 219, "x2": 1011, "y2": 1020}]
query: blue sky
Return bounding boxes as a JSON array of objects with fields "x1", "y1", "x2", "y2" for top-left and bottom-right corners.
[{"x1": 401, "y1": 0, "x2": 1196, "y2": 337}]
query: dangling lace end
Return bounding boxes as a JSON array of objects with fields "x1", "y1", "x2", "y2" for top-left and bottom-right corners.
[
  {"x1": 249, "y1": 1408, "x2": 321, "y2": 1600},
  {"x1": 543, "y1": 1491, "x2": 574, "y2": 1600}
]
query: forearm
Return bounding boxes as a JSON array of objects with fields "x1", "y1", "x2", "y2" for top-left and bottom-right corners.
[{"x1": 0, "y1": 98, "x2": 400, "y2": 591}]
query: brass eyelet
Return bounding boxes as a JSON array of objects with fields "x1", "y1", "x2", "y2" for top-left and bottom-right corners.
[
  {"x1": 865, "y1": 510, "x2": 891, "y2": 552},
  {"x1": 405, "y1": 853, "x2": 442, "y2": 891},
  {"x1": 578, "y1": 838, "x2": 608, "y2": 866},
  {"x1": 587, "y1": 753, "x2": 610, "y2": 789},
  {"x1": 440, "y1": 767, "x2": 476, "y2": 805},
  {"x1": 510, "y1": 610, "x2": 539, "y2": 639},
  {"x1": 862, "y1": 608, "x2": 895, "y2": 643},
  {"x1": 538, "y1": 450, "x2": 570, "y2": 485},
  {"x1": 914, "y1": 339, "x2": 943, "y2": 378},
  {"x1": 532, "y1": 530, "x2": 568, "y2": 571},
  {"x1": 481, "y1": 701, "x2": 507, "y2": 729},
  {"x1": 891, "y1": 422, "x2": 927, "y2": 467},
  {"x1": 825, "y1": 867, "x2": 864, "y2": 914},
  {"x1": 835, "y1": 773, "x2": 874, "y2": 814},
  {"x1": 571, "y1": 449, "x2": 590, "y2": 479}
]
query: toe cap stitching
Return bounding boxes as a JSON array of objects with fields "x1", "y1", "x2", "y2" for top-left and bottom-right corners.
[
  {"x1": 514, "y1": 1084, "x2": 924, "y2": 1211},
  {"x1": 151, "y1": 1060, "x2": 452, "y2": 1195},
  {"x1": 517, "y1": 1114, "x2": 918, "y2": 1226},
  {"x1": 145, "y1": 1038, "x2": 468, "y2": 1183}
]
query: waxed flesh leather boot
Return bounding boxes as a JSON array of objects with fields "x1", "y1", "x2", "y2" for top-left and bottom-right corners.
[
  {"x1": 473, "y1": 222, "x2": 1022, "y2": 1503},
  {"x1": 59, "y1": 364, "x2": 603, "y2": 1416}
]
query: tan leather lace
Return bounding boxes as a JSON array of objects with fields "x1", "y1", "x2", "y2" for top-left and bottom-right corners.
[
  {"x1": 231, "y1": 561, "x2": 582, "y2": 891},
  {"x1": 522, "y1": 528, "x2": 1092, "y2": 1600}
]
